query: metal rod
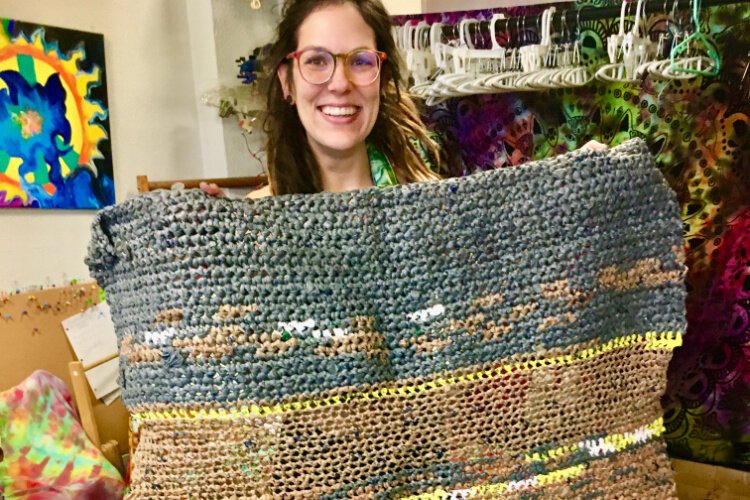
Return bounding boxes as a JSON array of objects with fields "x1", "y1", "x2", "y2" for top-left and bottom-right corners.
[{"x1": 438, "y1": 0, "x2": 750, "y2": 36}]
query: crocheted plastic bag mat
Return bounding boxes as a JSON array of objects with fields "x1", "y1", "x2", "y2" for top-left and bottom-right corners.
[{"x1": 87, "y1": 139, "x2": 685, "y2": 499}]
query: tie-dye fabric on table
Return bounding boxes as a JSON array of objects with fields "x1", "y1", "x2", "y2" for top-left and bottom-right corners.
[
  {"x1": 399, "y1": 0, "x2": 750, "y2": 469},
  {"x1": 0, "y1": 370, "x2": 125, "y2": 499}
]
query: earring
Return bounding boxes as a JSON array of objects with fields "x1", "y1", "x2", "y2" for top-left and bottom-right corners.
[{"x1": 285, "y1": 95, "x2": 295, "y2": 106}]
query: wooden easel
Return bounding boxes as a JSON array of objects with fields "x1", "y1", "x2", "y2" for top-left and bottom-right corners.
[{"x1": 68, "y1": 351, "x2": 123, "y2": 476}]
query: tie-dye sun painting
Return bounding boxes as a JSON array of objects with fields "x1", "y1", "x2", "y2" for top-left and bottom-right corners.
[{"x1": 0, "y1": 19, "x2": 113, "y2": 209}]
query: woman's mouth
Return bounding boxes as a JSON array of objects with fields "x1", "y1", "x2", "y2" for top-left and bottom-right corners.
[{"x1": 319, "y1": 105, "x2": 360, "y2": 118}]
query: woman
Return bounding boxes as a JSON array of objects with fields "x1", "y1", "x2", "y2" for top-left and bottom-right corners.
[
  {"x1": 202, "y1": 0, "x2": 441, "y2": 199},
  {"x1": 201, "y1": 0, "x2": 605, "y2": 198}
]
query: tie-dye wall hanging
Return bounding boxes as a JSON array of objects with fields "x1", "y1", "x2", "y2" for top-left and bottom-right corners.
[
  {"x1": 398, "y1": 0, "x2": 750, "y2": 469},
  {"x1": 0, "y1": 19, "x2": 113, "y2": 209}
]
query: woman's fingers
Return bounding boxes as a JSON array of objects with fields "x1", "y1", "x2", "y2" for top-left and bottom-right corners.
[
  {"x1": 582, "y1": 140, "x2": 609, "y2": 151},
  {"x1": 199, "y1": 182, "x2": 226, "y2": 197}
]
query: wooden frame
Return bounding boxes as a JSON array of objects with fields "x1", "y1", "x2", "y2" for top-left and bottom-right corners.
[
  {"x1": 136, "y1": 174, "x2": 268, "y2": 193},
  {"x1": 68, "y1": 355, "x2": 125, "y2": 477}
]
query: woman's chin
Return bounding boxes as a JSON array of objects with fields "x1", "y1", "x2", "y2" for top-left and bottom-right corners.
[{"x1": 310, "y1": 136, "x2": 366, "y2": 156}]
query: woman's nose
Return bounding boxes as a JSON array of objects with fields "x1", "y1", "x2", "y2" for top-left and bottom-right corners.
[{"x1": 327, "y1": 59, "x2": 352, "y2": 92}]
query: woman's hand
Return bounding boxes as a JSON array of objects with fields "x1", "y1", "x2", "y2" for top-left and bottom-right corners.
[
  {"x1": 199, "y1": 182, "x2": 226, "y2": 197},
  {"x1": 581, "y1": 140, "x2": 608, "y2": 151}
]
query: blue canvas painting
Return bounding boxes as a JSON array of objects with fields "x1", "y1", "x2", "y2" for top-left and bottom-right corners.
[{"x1": 0, "y1": 19, "x2": 113, "y2": 209}]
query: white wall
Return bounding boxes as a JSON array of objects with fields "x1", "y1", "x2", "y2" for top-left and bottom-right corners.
[
  {"x1": 210, "y1": 0, "x2": 280, "y2": 177},
  {"x1": 0, "y1": 0, "x2": 203, "y2": 289},
  {"x1": 186, "y1": 0, "x2": 230, "y2": 179}
]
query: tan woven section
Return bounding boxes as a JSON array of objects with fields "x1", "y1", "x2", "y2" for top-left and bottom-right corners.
[{"x1": 127, "y1": 339, "x2": 675, "y2": 498}]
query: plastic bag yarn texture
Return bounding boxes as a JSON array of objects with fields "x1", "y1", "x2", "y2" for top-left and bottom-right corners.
[{"x1": 87, "y1": 139, "x2": 685, "y2": 498}]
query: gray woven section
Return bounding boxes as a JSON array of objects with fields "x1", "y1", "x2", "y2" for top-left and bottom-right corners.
[{"x1": 87, "y1": 138, "x2": 685, "y2": 408}]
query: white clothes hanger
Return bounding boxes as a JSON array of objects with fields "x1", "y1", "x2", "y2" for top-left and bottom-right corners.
[
  {"x1": 562, "y1": 38, "x2": 593, "y2": 86},
  {"x1": 456, "y1": 14, "x2": 509, "y2": 94},
  {"x1": 406, "y1": 21, "x2": 435, "y2": 86},
  {"x1": 433, "y1": 18, "x2": 481, "y2": 97},
  {"x1": 528, "y1": 6, "x2": 596, "y2": 91},
  {"x1": 421, "y1": 21, "x2": 456, "y2": 105},
  {"x1": 608, "y1": 0, "x2": 630, "y2": 64},
  {"x1": 470, "y1": 14, "x2": 510, "y2": 93},
  {"x1": 640, "y1": 0, "x2": 706, "y2": 80},
  {"x1": 519, "y1": 7, "x2": 555, "y2": 74},
  {"x1": 596, "y1": 0, "x2": 654, "y2": 83},
  {"x1": 483, "y1": 17, "x2": 526, "y2": 92},
  {"x1": 518, "y1": 8, "x2": 562, "y2": 90},
  {"x1": 595, "y1": 0, "x2": 632, "y2": 82},
  {"x1": 622, "y1": 0, "x2": 654, "y2": 79},
  {"x1": 412, "y1": 21, "x2": 447, "y2": 103},
  {"x1": 560, "y1": 10, "x2": 594, "y2": 86}
]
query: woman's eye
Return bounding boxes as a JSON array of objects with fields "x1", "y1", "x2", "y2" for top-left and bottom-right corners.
[
  {"x1": 351, "y1": 54, "x2": 375, "y2": 67},
  {"x1": 303, "y1": 54, "x2": 330, "y2": 67}
]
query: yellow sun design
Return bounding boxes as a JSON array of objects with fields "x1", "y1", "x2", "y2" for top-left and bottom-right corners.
[{"x1": 0, "y1": 24, "x2": 107, "y2": 204}]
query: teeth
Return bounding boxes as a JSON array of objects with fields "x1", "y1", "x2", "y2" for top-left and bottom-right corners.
[{"x1": 321, "y1": 106, "x2": 358, "y2": 117}]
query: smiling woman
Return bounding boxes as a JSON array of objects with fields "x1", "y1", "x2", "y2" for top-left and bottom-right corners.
[
  {"x1": 197, "y1": 0, "x2": 605, "y2": 200},
  {"x1": 262, "y1": 0, "x2": 442, "y2": 195},
  {"x1": 278, "y1": 4, "x2": 386, "y2": 188}
]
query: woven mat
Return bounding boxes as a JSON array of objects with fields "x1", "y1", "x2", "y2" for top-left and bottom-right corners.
[{"x1": 88, "y1": 138, "x2": 685, "y2": 498}]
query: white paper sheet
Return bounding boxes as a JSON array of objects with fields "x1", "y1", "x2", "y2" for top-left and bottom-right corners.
[
  {"x1": 62, "y1": 301, "x2": 120, "y2": 400},
  {"x1": 101, "y1": 388, "x2": 121, "y2": 406}
]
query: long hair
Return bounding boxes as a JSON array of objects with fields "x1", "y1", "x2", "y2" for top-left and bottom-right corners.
[{"x1": 263, "y1": 0, "x2": 441, "y2": 195}]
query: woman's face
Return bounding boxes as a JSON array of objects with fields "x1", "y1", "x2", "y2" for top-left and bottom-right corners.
[{"x1": 278, "y1": 3, "x2": 381, "y2": 160}]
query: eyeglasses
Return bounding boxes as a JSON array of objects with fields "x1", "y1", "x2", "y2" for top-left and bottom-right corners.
[{"x1": 286, "y1": 47, "x2": 387, "y2": 86}]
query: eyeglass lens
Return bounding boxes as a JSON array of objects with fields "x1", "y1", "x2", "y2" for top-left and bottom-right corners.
[{"x1": 298, "y1": 48, "x2": 381, "y2": 85}]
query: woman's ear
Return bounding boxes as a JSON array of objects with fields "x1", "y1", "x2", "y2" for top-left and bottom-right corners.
[
  {"x1": 277, "y1": 64, "x2": 293, "y2": 103},
  {"x1": 379, "y1": 66, "x2": 391, "y2": 93}
]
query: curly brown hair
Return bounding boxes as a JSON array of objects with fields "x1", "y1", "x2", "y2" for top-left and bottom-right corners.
[{"x1": 263, "y1": 0, "x2": 441, "y2": 195}]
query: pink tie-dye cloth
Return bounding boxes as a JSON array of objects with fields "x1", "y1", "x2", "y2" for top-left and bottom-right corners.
[{"x1": 0, "y1": 370, "x2": 124, "y2": 499}]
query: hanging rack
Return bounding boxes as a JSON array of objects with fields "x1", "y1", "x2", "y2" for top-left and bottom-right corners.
[
  {"x1": 397, "y1": 0, "x2": 748, "y2": 97},
  {"x1": 432, "y1": 0, "x2": 749, "y2": 38}
]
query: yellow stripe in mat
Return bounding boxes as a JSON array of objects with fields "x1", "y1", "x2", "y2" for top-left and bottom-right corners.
[
  {"x1": 132, "y1": 331, "x2": 681, "y2": 422},
  {"x1": 524, "y1": 416, "x2": 665, "y2": 464},
  {"x1": 405, "y1": 464, "x2": 587, "y2": 499}
]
